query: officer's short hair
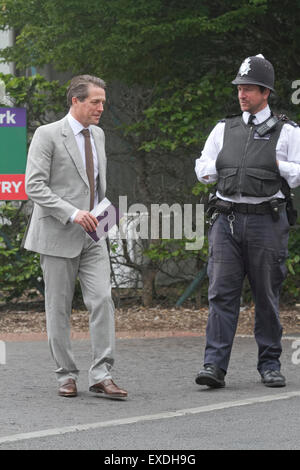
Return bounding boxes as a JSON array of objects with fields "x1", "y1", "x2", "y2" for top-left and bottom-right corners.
[
  {"x1": 67, "y1": 75, "x2": 106, "y2": 107},
  {"x1": 258, "y1": 85, "x2": 272, "y2": 97}
]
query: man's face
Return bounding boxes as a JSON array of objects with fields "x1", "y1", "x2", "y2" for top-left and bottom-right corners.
[
  {"x1": 71, "y1": 85, "x2": 106, "y2": 127},
  {"x1": 238, "y1": 84, "x2": 270, "y2": 115}
]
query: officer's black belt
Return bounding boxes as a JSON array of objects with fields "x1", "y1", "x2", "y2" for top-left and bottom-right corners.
[{"x1": 214, "y1": 198, "x2": 286, "y2": 215}]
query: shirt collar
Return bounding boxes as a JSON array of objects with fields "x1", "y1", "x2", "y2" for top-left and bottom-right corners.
[
  {"x1": 242, "y1": 105, "x2": 271, "y2": 125},
  {"x1": 67, "y1": 112, "x2": 91, "y2": 136}
]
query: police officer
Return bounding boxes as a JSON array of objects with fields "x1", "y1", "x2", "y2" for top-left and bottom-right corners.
[{"x1": 195, "y1": 54, "x2": 300, "y2": 388}]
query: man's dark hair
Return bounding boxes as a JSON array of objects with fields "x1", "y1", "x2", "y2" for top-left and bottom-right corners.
[
  {"x1": 259, "y1": 85, "x2": 273, "y2": 98},
  {"x1": 67, "y1": 75, "x2": 106, "y2": 107}
]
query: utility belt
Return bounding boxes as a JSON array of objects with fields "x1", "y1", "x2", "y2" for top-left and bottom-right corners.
[{"x1": 207, "y1": 197, "x2": 286, "y2": 222}]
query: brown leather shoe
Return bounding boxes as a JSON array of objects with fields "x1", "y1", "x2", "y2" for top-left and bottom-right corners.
[
  {"x1": 89, "y1": 379, "x2": 128, "y2": 399},
  {"x1": 58, "y1": 378, "x2": 77, "y2": 397}
]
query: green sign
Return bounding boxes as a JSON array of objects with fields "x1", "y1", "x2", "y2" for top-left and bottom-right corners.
[{"x1": 0, "y1": 107, "x2": 27, "y2": 200}]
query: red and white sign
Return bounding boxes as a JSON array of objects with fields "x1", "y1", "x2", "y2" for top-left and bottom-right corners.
[{"x1": 0, "y1": 174, "x2": 27, "y2": 200}]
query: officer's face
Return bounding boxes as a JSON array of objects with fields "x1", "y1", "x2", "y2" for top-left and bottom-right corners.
[{"x1": 238, "y1": 84, "x2": 270, "y2": 115}]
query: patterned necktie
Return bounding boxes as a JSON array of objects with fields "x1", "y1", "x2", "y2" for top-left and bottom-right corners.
[
  {"x1": 81, "y1": 128, "x2": 94, "y2": 211},
  {"x1": 248, "y1": 114, "x2": 256, "y2": 125}
]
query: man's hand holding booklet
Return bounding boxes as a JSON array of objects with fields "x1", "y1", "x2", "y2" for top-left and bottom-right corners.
[{"x1": 85, "y1": 197, "x2": 121, "y2": 242}]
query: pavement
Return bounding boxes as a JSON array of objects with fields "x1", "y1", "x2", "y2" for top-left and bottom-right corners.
[{"x1": 0, "y1": 333, "x2": 300, "y2": 451}]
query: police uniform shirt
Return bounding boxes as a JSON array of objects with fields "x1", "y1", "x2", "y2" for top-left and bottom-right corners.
[{"x1": 195, "y1": 105, "x2": 300, "y2": 204}]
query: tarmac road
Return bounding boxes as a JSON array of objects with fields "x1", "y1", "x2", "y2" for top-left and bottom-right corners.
[{"x1": 0, "y1": 334, "x2": 300, "y2": 451}]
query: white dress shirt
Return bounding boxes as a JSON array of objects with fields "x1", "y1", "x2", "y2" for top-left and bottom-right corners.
[
  {"x1": 195, "y1": 105, "x2": 300, "y2": 204},
  {"x1": 67, "y1": 112, "x2": 99, "y2": 220}
]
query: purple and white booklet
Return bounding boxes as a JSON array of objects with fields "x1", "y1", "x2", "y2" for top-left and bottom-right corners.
[{"x1": 86, "y1": 198, "x2": 121, "y2": 242}]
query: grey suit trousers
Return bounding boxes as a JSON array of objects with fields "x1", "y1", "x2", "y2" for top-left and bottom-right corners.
[{"x1": 40, "y1": 235, "x2": 115, "y2": 387}]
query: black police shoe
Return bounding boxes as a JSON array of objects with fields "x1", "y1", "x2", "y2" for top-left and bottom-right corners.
[
  {"x1": 195, "y1": 364, "x2": 225, "y2": 388},
  {"x1": 261, "y1": 370, "x2": 286, "y2": 388}
]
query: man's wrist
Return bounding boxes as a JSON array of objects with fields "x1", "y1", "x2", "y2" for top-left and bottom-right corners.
[{"x1": 70, "y1": 209, "x2": 79, "y2": 223}]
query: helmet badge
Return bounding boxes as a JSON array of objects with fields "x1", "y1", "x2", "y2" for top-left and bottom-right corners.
[{"x1": 239, "y1": 57, "x2": 251, "y2": 76}]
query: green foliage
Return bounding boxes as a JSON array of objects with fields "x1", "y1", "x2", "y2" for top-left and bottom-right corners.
[
  {"x1": 2, "y1": 0, "x2": 300, "y2": 159},
  {"x1": 0, "y1": 73, "x2": 67, "y2": 138},
  {"x1": 0, "y1": 0, "x2": 292, "y2": 85},
  {"x1": 283, "y1": 225, "x2": 300, "y2": 302},
  {"x1": 0, "y1": 75, "x2": 66, "y2": 301},
  {"x1": 192, "y1": 182, "x2": 215, "y2": 197},
  {"x1": 144, "y1": 238, "x2": 205, "y2": 264},
  {"x1": 0, "y1": 202, "x2": 44, "y2": 301},
  {"x1": 1, "y1": 0, "x2": 300, "y2": 306},
  {"x1": 127, "y1": 75, "x2": 234, "y2": 154},
  {"x1": 143, "y1": 237, "x2": 209, "y2": 304}
]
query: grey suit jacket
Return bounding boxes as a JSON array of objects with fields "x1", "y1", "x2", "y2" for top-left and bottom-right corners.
[{"x1": 23, "y1": 116, "x2": 107, "y2": 257}]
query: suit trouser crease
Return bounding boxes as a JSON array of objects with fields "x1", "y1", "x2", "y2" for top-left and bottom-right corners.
[
  {"x1": 205, "y1": 211, "x2": 289, "y2": 374},
  {"x1": 40, "y1": 236, "x2": 115, "y2": 386}
]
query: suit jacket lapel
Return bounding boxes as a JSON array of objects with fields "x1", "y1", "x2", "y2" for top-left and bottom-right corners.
[{"x1": 62, "y1": 117, "x2": 89, "y2": 187}]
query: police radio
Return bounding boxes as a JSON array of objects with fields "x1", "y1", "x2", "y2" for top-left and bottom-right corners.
[{"x1": 256, "y1": 115, "x2": 282, "y2": 137}]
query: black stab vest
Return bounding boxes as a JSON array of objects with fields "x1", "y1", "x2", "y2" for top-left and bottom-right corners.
[{"x1": 216, "y1": 114, "x2": 284, "y2": 197}]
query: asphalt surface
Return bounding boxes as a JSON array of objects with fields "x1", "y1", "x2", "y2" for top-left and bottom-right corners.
[{"x1": 0, "y1": 334, "x2": 300, "y2": 451}]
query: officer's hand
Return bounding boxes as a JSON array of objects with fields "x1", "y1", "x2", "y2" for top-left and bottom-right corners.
[{"x1": 74, "y1": 210, "x2": 98, "y2": 232}]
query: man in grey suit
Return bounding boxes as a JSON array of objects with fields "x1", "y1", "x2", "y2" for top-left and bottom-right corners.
[{"x1": 23, "y1": 75, "x2": 127, "y2": 399}]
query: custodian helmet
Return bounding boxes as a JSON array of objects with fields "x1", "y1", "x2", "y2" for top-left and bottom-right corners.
[{"x1": 232, "y1": 54, "x2": 275, "y2": 92}]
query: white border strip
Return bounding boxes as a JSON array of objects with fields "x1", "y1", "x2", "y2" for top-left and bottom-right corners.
[{"x1": 0, "y1": 391, "x2": 300, "y2": 445}]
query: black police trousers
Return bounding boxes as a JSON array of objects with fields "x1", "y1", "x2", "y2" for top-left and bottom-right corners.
[{"x1": 204, "y1": 209, "x2": 289, "y2": 374}]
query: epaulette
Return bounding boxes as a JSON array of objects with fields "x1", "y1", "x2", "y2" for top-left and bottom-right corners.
[
  {"x1": 286, "y1": 120, "x2": 299, "y2": 128},
  {"x1": 256, "y1": 113, "x2": 299, "y2": 137},
  {"x1": 276, "y1": 114, "x2": 299, "y2": 128},
  {"x1": 219, "y1": 113, "x2": 242, "y2": 123},
  {"x1": 225, "y1": 113, "x2": 242, "y2": 119}
]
